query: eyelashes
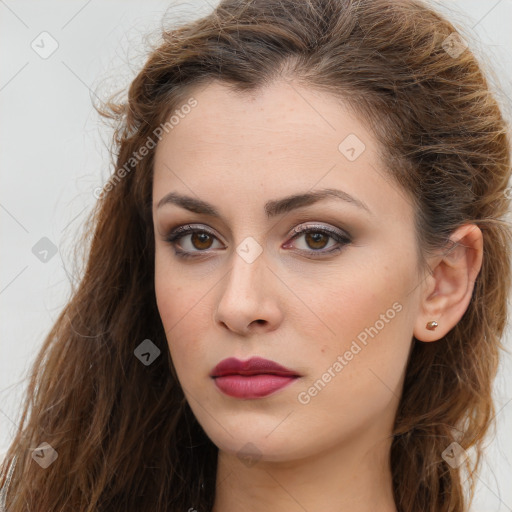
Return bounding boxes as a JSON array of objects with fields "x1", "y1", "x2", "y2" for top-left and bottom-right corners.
[{"x1": 163, "y1": 223, "x2": 352, "y2": 260}]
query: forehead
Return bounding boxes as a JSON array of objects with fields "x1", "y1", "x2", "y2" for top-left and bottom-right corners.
[
  {"x1": 156, "y1": 80, "x2": 362, "y2": 156},
  {"x1": 152, "y1": 80, "x2": 414, "y2": 224}
]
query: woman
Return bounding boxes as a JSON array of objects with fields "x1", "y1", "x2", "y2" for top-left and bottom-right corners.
[{"x1": 1, "y1": 0, "x2": 510, "y2": 510}]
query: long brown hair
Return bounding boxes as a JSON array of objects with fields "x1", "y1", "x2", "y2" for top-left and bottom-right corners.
[{"x1": 1, "y1": 0, "x2": 511, "y2": 510}]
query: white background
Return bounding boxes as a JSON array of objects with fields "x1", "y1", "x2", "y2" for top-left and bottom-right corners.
[{"x1": 1, "y1": 1, "x2": 511, "y2": 510}]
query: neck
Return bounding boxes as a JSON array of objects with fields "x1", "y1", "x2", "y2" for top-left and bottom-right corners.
[{"x1": 211, "y1": 432, "x2": 397, "y2": 512}]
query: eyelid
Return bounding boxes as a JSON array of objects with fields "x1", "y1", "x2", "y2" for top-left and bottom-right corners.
[
  {"x1": 163, "y1": 221, "x2": 352, "y2": 260},
  {"x1": 165, "y1": 222, "x2": 350, "y2": 241},
  {"x1": 286, "y1": 222, "x2": 350, "y2": 241},
  {"x1": 165, "y1": 223, "x2": 221, "y2": 242}
]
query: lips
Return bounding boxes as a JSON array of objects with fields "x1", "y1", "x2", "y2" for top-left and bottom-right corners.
[
  {"x1": 210, "y1": 356, "x2": 300, "y2": 378},
  {"x1": 210, "y1": 357, "x2": 301, "y2": 399}
]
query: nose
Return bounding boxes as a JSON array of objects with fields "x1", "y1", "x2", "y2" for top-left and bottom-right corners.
[{"x1": 214, "y1": 245, "x2": 283, "y2": 336}]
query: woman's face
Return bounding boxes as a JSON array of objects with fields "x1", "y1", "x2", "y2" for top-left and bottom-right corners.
[{"x1": 152, "y1": 80, "x2": 425, "y2": 462}]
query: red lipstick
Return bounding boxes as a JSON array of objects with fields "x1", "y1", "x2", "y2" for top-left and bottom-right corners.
[{"x1": 210, "y1": 357, "x2": 301, "y2": 399}]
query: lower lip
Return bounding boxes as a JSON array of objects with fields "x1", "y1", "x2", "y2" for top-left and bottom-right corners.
[{"x1": 213, "y1": 374, "x2": 298, "y2": 399}]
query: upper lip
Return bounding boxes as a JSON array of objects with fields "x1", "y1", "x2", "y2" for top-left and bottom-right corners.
[{"x1": 210, "y1": 357, "x2": 301, "y2": 378}]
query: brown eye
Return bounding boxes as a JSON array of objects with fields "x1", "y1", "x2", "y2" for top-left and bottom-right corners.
[
  {"x1": 190, "y1": 232, "x2": 214, "y2": 250},
  {"x1": 303, "y1": 231, "x2": 330, "y2": 250},
  {"x1": 164, "y1": 225, "x2": 223, "y2": 258},
  {"x1": 285, "y1": 224, "x2": 352, "y2": 258},
  {"x1": 164, "y1": 223, "x2": 351, "y2": 260}
]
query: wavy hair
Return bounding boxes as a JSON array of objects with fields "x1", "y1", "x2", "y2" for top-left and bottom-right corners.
[{"x1": 1, "y1": 0, "x2": 511, "y2": 510}]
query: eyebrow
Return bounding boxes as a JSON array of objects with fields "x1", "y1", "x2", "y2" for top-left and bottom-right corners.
[{"x1": 155, "y1": 188, "x2": 372, "y2": 218}]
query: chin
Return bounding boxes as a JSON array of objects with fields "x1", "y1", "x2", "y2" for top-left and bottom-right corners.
[{"x1": 203, "y1": 426, "x2": 311, "y2": 464}]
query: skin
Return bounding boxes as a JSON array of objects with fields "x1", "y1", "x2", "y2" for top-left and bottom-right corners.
[{"x1": 151, "y1": 79, "x2": 483, "y2": 512}]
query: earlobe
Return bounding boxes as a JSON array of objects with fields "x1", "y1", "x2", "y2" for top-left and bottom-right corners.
[{"x1": 413, "y1": 224, "x2": 483, "y2": 343}]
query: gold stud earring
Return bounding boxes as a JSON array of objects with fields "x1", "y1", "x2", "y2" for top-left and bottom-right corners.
[{"x1": 426, "y1": 320, "x2": 438, "y2": 331}]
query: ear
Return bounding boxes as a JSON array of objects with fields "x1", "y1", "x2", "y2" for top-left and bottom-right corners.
[{"x1": 413, "y1": 224, "x2": 483, "y2": 342}]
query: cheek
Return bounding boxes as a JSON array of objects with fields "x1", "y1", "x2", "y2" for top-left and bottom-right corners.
[
  {"x1": 154, "y1": 257, "x2": 180, "y2": 332},
  {"x1": 291, "y1": 290, "x2": 412, "y2": 446},
  {"x1": 154, "y1": 249, "x2": 195, "y2": 326},
  {"x1": 154, "y1": 255, "x2": 213, "y2": 377},
  {"x1": 301, "y1": 258, "x2": 415, "y2": 386},
  {"x1": 155, "y1": 256, "x2": 188, "y2": 347},
  {"x1": 296, "y1": 262, "x2": 402, "y2": 345}
]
